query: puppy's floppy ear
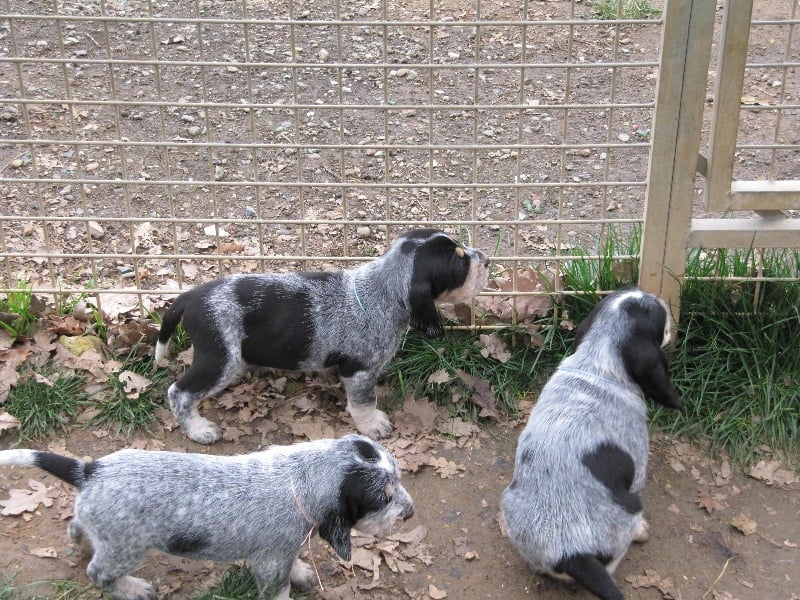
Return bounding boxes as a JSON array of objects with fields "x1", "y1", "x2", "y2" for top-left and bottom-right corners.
[
  {"x1": 409, "y1": 281, "x2": 445, "y2": 338},
  {"x1": 320, "y1": 463, "x2": 388, "y2": 561},
  {"x1": 407, "y1": 234, "x2": 470, "y2": 338},
  {"x1": 622, "y1": 343, "x2": 682, "y2": 409},
  {"x1": 319, "y1": 512, "x2": 353, "y2": 561},
  {"x1": 620, "y1": 299, "x2": 682, "y2": 409}
]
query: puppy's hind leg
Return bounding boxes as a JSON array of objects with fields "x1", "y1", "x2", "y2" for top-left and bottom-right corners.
[
  {"x1": 68, "y1": 519, "x2": 93, "y2": 555},
  {"x1": 342, "y1": 372, "x2": 392, "y2": 439},
  {"x1": 85, "y1": 543, "x2": 154, "y2": 600},
  {"x1": 632, "y1": 514, "x2": 650, "y2": 544}
]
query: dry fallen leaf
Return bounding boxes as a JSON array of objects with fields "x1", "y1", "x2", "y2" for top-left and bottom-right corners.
[
  {"x1": 427, "y1": 368, "x2": 451, "y2": 385},
  {"x1": 428, "y1": 584, "x2": 448, "y2": 599},
  {"x1": 454, "y1": 369, "x2": 499, "y2": 421},
  {"x1": 625, "y1": 567, "x2": 679, "y2": 598},
  {"x1": 117, "y1": 369, "x2": 152, "y2": 397},
  {"x1": 427, "y1": 456, "x2": 464, "y2": 479},
  {"x1": 477, "y1": 333, "x2": 511, "y2": 363},
  {"x1": 388, "y1": 525, "x2": 428, "y2": 545},
  {"x1": 748, "y1": 459, "x2": 798, "y2": 487},
  {"x1": 0, "y1": 411, "x2": 21, "y2": 433},
  {"x1": 730, "y1": 513, "x2": 757, "y2": 536},
  {"x1": 393, "y1": 396, "x2": 441, "y2": 436},
  {"x1": 0, "y1": 480, "x2": 54, "y2": 516},
  {"x1": 695, "y1": 488, "x2": 727, "y2": 514}
]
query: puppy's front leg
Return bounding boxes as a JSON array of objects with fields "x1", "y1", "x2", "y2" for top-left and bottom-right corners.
[
  {"x1": 249, "y1": 555, "x2": 292, "y2": 600},
  {"x1": 342, "y1": 372, "x2": 392, "y2": 439}
]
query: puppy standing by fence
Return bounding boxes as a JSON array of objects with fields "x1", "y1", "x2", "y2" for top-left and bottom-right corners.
[
  {"x1": 501, "y1": 288, "x2": 683, "y2": 600},
  {"x1": 155, "y1": 228, "x2": 490, "y2": 444},
  {"x1": 0, "y1": 435, "x2": 414, "y2": 600}
]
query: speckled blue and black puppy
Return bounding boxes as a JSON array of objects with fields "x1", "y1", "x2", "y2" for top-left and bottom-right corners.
[
  {"x1": 155, "y1": 228, "x2": 490, "y2": 444},
  {"x1": 501, "y1": 288, "x2": 682, "y2": 600},
  {"x1": 0, "y1": 435, "x2": 414, "y2": 600}
]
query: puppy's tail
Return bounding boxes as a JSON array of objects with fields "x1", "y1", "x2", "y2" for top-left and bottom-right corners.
[
  {"x1": 0, "y1": 449, "x2": 92, "y2": 490},
  {"x1": 555, "y1": 553, "x2": 625, "y2": 600},
  {"x1": 155, "y1": 294, "x2": 189, "y2": 362}
]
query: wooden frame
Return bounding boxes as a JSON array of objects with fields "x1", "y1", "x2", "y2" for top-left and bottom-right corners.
[
  {"x1": 639, "y1": 0, "x2": 716, "y2": 317},
  {"x1": 640, "y1": 0, "x2": 800, "y2": 319}
]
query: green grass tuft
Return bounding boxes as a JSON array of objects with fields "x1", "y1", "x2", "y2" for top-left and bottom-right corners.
[
  {"x1": 655, "y1": 247, "x2": 800, "y2": 465},
  {"x1": 4, "y1": 367, "x2": 89, "y2": 440},
  {"x1": 387, "y1": 319, "x2": 572, "y2": 420},
  {"x1": 391, "y1": 231, "x2": 799, "y2": 467},
  {"x1": 187, "y1": 565, "x2": 316, "y2": 600},
  {"x1": 590, "y1": 0, "x2": 662, "y2": 20},
  {"x1": 0, "y1": 574, "x2": 93, "y2": 600},
  {"x1": 0, "y1": 282, "x2": 38, "y2": 338},
  {"x1": 93, "y1": 348, "x2": 170, "y2": 435},
  {"x1": 560, "y1": 224, "x2": 641, "y2": 321}
]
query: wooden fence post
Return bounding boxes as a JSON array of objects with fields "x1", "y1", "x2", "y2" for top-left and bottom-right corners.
[{"x1": 639, "y1": 0, "x2": 716, "y2": 320}]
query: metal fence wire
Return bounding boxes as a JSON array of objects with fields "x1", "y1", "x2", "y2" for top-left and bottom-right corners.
[{"x1": 0, "y1": 0, "x2": 796, "y2": 325}]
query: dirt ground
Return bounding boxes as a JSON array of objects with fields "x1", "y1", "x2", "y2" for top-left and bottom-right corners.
[{"x1": 0, "y1": 395, "x2": 799, "y2": 600}]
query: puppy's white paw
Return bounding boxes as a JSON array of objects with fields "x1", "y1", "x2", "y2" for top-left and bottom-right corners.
[
  {"x1": 183, "y1": 415, "x2": 222, "y2": 445},
  {"x1": 350, "y1": 407, "x2": 393, "y2": 439},
  {"x1": 110, "y1": 575, "x2": 156, "y2": 600},
  {"x1": 289, "y1": 558, "x2": 316, "y2": 590},
  {"x1": 633, "y1": 518, "x2": 650, "y2": 544}
]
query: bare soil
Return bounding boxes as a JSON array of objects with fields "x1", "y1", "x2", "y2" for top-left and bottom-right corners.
[{"x1": 0, "y1": 397, "x2": 799, "y2": 600}]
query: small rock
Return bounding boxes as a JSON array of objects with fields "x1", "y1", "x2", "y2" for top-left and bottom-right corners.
[
  {"x1": 187, "y1": 125, "x2": 202, "y2": 137},
  {"x1": 245, "y1": 206, "x2": 256, "y2": 219},
  {"x1": 356, "y1": 226, "x2": 371, "y2": 237},
  {"x1": 85, "y1": 162, "x2": 100, "y2": 172},
  {"x1": 0, "y1": 105, "x2": 21, "y2": 121},
  {"x1": 87, "y1": 220, "x2": 104, "y2": 239},
  {"x1": 214, "y1": 165, "x2": 225, "y2": 180},
  {"x1": 318, "y1": 48, "x2": 329, "y2": 61},
  {"x1": 59, "y1": 335, "x2": 103, "y2": 356},
  {"x1": 72, "y1": 302, "x2": 90, "y2": 322},
  {"x1": 22, "y1": 223, "x2": 35, "y2": 236},
  {"x1": 579, "y1": 148, "x2": 591, "y2": 157},
  {"x1": 203, "y1": 224, "x2": 229, "y2": 237},
  {"x1": 11, "y1": 159, "x2": 23, "y2": 168},
  {"x1": 617, "y1": 133, "x2": 630, "y2": 142}
]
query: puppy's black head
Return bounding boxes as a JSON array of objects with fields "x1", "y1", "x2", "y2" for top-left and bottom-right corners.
[
  {"x1": 401, "y1": 230, "x2": 489, "y2": 338},
  {"x1": 318, "y1": 437, "x2": 400, "y2": 561},
  {"x1": 576, "y1": 288, "x2": 682, "y2": 410}
]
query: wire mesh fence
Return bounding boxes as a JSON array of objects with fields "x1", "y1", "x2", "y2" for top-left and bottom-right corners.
[{"x1": 0, "y1": 0, "x2": 795, "y2": 326}]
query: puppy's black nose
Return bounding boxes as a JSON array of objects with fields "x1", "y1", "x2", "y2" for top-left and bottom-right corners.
[{"x1": 403, "y1": 506, "x2": 414, "y2": 520}]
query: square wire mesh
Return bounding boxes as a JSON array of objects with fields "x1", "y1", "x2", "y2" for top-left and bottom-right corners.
[{"x1": 3, "y1": 0, "x2": 755, "y2": 325}]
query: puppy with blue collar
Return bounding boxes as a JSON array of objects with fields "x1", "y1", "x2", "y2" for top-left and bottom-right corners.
[
  {"x1": 0, "y1": 435, "x2": 414, "y2": 600},
  {"x1": 155, "y1": 228, "x2": 490, "y2": 444},
  {"x1": 501, "y1": 288, "x2": 682, "y2": 600}
]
